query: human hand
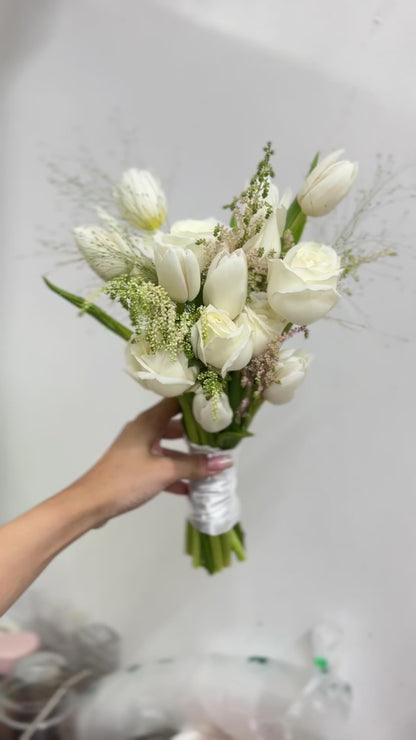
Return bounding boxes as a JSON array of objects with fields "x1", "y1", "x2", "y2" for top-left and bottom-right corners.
[{"x1": 79, "y1": 398, "x2": 232, "y2": 525}]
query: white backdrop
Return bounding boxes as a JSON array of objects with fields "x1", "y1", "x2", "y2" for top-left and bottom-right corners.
[{"x1": 1, "y1": 1, "x2": 416, "y2": 737}]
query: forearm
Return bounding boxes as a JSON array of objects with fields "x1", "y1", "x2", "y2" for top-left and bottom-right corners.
[{"x1": 0, "y1": 480, "x2": 105, "y2": 616}]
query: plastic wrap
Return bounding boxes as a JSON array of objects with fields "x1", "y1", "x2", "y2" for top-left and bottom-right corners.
[{"x1": 75, "y1": 647, "x2": 351, "y2": 740}]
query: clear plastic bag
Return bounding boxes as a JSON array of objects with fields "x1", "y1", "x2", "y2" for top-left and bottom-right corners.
[{"x1": 75, "y1": 651, "x2": 351, "y2": 740}]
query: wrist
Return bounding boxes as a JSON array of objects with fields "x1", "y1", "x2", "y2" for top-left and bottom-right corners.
[{"x1": 53, "y1": 475, "x2": 113, "y2": 538}]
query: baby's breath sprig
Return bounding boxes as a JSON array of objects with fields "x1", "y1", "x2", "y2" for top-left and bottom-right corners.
[
  {"x1": 224, "y1": 142, "x2": 275, "y2": 251},
  {"x1": 197, "y1": 370, "x2": 226, "y2": 417},
  {"x1": 198, "y1": 370, "x2": 226, "y2": 399},
  {"x1": 181, "y1": 303, "x2": 204, "y2": 360},
  {"x1": 340, "y1": 247, "x2": 397, "y2": 285},
  {"x1": 105, "y1": 276, "x2": 181, "y2": 357},
  {"x1": 238, "y1": 324, "x2": 309, "y2": 415},
  {"x1": 333, "y1": 159, "x2": 402, "y2": 284},
  {"x1": 247, "y1": 255, "x2": 269, "y2": 293},
  {"x1": 240, "y1": 339, "x2": 281, "y2": 404}
]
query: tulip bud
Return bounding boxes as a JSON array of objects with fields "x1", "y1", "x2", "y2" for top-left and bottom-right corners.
[
  {"x1": 73, "y1": 225, "x2": 134, "y2": 280},
  {"x1": 265, "y1": 183, "x2": 292, "y2": 237},
  {"x1": 114, "y1": 169, "x2": 167, "y2": 231},
  {"x1": 243, "y1": 184, "x2": 291, "y2": 260},
  {"x1": 154, "y1": 244, "x2": 201, "y2": 303},
  {"x1": 263, "y1": 349, "x2": 312, "y2": 404},
  {"x1": 297, "y1": 150, "x2": 358, "y2": 217},
  {"x1": 192, "y1": 389, "x2": 233, "y2": 433},
  {"x1": 203, "y1": 249, "x2": 248, "y2": 319}
]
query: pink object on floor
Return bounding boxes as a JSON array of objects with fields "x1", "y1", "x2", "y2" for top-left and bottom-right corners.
[{"x1": 0, "y1": 631, "x2": 40, "y2": 675}]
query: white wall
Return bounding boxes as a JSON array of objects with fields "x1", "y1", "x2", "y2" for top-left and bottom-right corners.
[{"x1": 1, "y1": 1, "x2": 416, "y2": 737}]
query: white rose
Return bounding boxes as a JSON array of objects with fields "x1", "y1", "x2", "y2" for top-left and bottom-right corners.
[
  {"x1": 263, "y1": 348, "x2": 312, "y2": 404},
  {"x1": 114, "y1": 169, "x2": 167, "y2": 231},
  {"x1": 191, "y1": 306, "x2": 253, "y2": 377},
  {"x1": 203, "y1": 249, "x2": 248, "y2": 319},
  {"x1": 267, "y1": 241, "x2": 341, "y2": 325},
  {"x1": 73, "y1": 225, "x2": 134, "y2": 280},
  {"x1": 154, "y1": 243, "x2": 200, "y2": 303},
  {"x1": 192, "y1": 389, "x2": 233, "y2": 433},
  {"x1": 171, "y1": 218, "x2": 219, "y2": 239},
  {"x1": 297, "y1": 149, "x2": 358, "y2": 217},
  {"x1": 242, "y1": 292, "x2": 286, "y2": 356},
  {"x1": 126, "y1": 336, "x2": 197, "y2": 397}
]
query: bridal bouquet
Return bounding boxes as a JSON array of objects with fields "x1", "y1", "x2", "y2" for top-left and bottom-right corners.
[{"x1": 45, "y1": 144, "x2": 391, "y2": 574}]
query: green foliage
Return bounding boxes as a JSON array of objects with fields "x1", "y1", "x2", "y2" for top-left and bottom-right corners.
[
  {"x1": 223, "y1": 143, "x2": 276, "y2": 249},
  {"x1": 216, "y1": 429, "x2": 253, "y2": 450},
  {"x1": 105, "y1": 276, "x2": 179, "y2": 356},
  {"x1": 283, "y1": 151, "x2": 319, "y2": 250},
  {"x1": 341, "y1": 247, "x2": 397, "y2": 282},
  {"x1": 43, "y1": 277, "x2": 132, "y2": 341},
  {"x1": 105, "y1": 276, "x2": 203, "y2": 357},
  {"x1": 197, "y1": 370, "x2": 226, "y2": 400}
]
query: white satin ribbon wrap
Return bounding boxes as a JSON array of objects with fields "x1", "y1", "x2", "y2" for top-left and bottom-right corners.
[{"x1": 188, "y1": 442, "x2": 240, "y2": 536}]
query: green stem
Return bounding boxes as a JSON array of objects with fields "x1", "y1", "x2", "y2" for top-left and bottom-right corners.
[
  {"x1": 220, "y1": 532, "x2": 232, "y2": 568},
  {"x1": 186, "y1": 521, "x2": 193, "y2": 556},
  {"x1": 43, "y1": 277, "x2": 132, "y2": 341},
  {"x1": 200, "y1": 534, "x2": 214, "y2": 574},
  {"x1": 179, "y1": 394, "x2": 200, "y2": 444},
  {"x1": 192, "y1": 525, "x2": 201, "y2": 568},
  {"x1": 235, "y1": 522, "x2": 245, "y2": 547},
  {"x1": 210, "y1": 536, "x2": 224, "y2": 572},
  {"x1": 230, "y1": 528, "x2": 246, "y2": 561}
]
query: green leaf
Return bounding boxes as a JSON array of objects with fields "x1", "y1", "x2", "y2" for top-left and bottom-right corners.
[
  {"x1": 308, "y1": 151, "x2": 320, "y2": 175},
  {"x1": 43, "y1": 276, "x2": 132, "y2": 341},
  {"x1": 187, "y1": 356, "x2": 202, "y2": 370},
  {"x1": 216, "y1": 429, "x2": 254, "y2": 450},
  {"x1": 283, "y1": 152, "x2": 320, "y2": 246},
  {"x1": 228, "y1": 371, "x2": 243, "y2": 412}
]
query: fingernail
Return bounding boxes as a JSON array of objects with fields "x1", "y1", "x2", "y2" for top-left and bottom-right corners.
[{"x1": 206, "y1": 455, "x2": 233, "y2": 474}]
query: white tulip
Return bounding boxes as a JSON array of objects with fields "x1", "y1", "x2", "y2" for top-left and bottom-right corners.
[
  {"x1": 73, "y1": 225, "x2": 134, "y2": 280},
  {"x1": 203, "y1": 249, "x2": 248, "y2": 319},
  {"x1": 191, "y1": 306, "x2": 253, "y2": 377},
  {"x1": 265, "y1": 183, "x2": 292, "y2": 237},
  {"x1": 154, "y1": 244, "x2": 200, "y2": 303},
  {"x1": 267, "y1": 241, "x2": 341, "y2": 325},
  {"x1": 242, "y1": 292, "x2": 286, "y2": 356},
  {"x1": 171, "y1": 218, "x2": 219, "y2": 270},
  {"x1": 114, "y1": 169, "x2": 167, "y2": 231},
  {"x1": 154, "y1": 228, "x2": 210, "y2": 270},
  {"x1": 243, "y1": 211, "x2": 281, "y2": 258},
  {"x1": 126, "y1": 336, "x2": 197, "y2": 397},
  {"x1": 192, "y1": 389, "x2": 233, "y2": 433},
  {"x1": 264, "y1": 348, "x2": 312, "y2": 404},
  {"x1": 297, "y1": 149, "x2": 358, "y2": 217}
]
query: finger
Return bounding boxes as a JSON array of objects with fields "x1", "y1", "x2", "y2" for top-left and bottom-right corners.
[
  {"x1": 156, "y1": 448, "x2": 233, "y2": 482},
  {"x1": 132, "y1": 399, "x2": 180, "y2": 442},
  {"x1": 164, "y1": 481, "x2": 189, "y2": 496},
  {"x1": 150, "y1": 420, "x2": 184, "y2": 454},
  {"x1": 161, "y1": 419, "x2": 184, "y2": 440}
]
